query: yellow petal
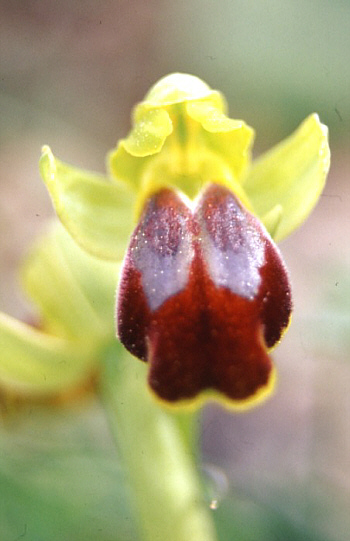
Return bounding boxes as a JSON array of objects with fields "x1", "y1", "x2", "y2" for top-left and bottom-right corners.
[
  {"x1": 141, "y1": 73, "x2": 217, "y2": 107},
  {"x1": 244, "y1": 114, "x2": 330, "y2": 241},
  {"x1": 186, "y1": 100, "x2": 254, "y2": 180},
  {"x1": 123, "y1": 108, "x2": 173, "y2": 157},
  {"x1": 40, "y1": 146, "x2": 136, "y2": 260}
]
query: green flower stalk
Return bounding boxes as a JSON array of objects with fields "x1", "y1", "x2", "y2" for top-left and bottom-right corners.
[{"x1": 0, "y1": 73, "x2": 330, "y2": 541}]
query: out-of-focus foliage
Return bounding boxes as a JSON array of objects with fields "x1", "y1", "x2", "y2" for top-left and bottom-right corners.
[{"x1": 0, "y1": 405, "x2": 138, "y2": 541}]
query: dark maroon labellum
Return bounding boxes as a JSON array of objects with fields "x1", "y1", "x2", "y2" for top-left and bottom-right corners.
[{"x1": 117, "y1": 183, "x2": 292, "y2": 405}]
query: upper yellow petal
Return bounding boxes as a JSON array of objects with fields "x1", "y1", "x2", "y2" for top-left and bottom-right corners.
[{"x1": 244, "y1": 114, "x2": 330, "y2": 241}]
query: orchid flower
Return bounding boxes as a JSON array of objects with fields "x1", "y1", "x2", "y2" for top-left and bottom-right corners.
[
  {"x1": 0, "y1": 73, "x2": 330, "y2": 541},
  {"x1": 0, "y1": 74, "x2": 330, "y2": 409},
  {"x1": 35, "y1": 73, "x2": 329, "y2": 409}
]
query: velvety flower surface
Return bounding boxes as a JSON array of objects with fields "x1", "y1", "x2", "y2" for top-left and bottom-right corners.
[
  {"x1": 117, "y1": 183, "x2": 291, "y2": 406},
  {"x1": 1, "y1": 73, "x2": 330, "y2": 408}
]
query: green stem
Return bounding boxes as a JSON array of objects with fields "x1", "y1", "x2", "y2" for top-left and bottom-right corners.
[{"x1": 100, "y1": 342, "x2": 218, "y2": 541}]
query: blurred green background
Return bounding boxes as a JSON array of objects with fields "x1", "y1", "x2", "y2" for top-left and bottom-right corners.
[{"x1": 1, "y1": 1, "x2": 349, "y2": 540}]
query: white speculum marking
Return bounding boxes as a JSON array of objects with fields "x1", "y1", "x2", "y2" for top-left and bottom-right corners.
[
  {"x1": 199, "y1": 199, "x2": 265, "y2": 300},
  {"x1": 130, "y1": 187, "x2": 266, "y2": 311},
  {"x1": 131, "y1": 211, "x2": 194, "y2": 312}
]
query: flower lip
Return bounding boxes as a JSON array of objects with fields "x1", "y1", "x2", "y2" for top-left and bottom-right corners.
[{"x1": 117, "y1": 183, "x2": 292, "y2": 407}]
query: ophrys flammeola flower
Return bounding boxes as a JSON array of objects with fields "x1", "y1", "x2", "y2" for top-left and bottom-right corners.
[{"x1": 38, "y1": 73, "x2": 329, "y2": 408}]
